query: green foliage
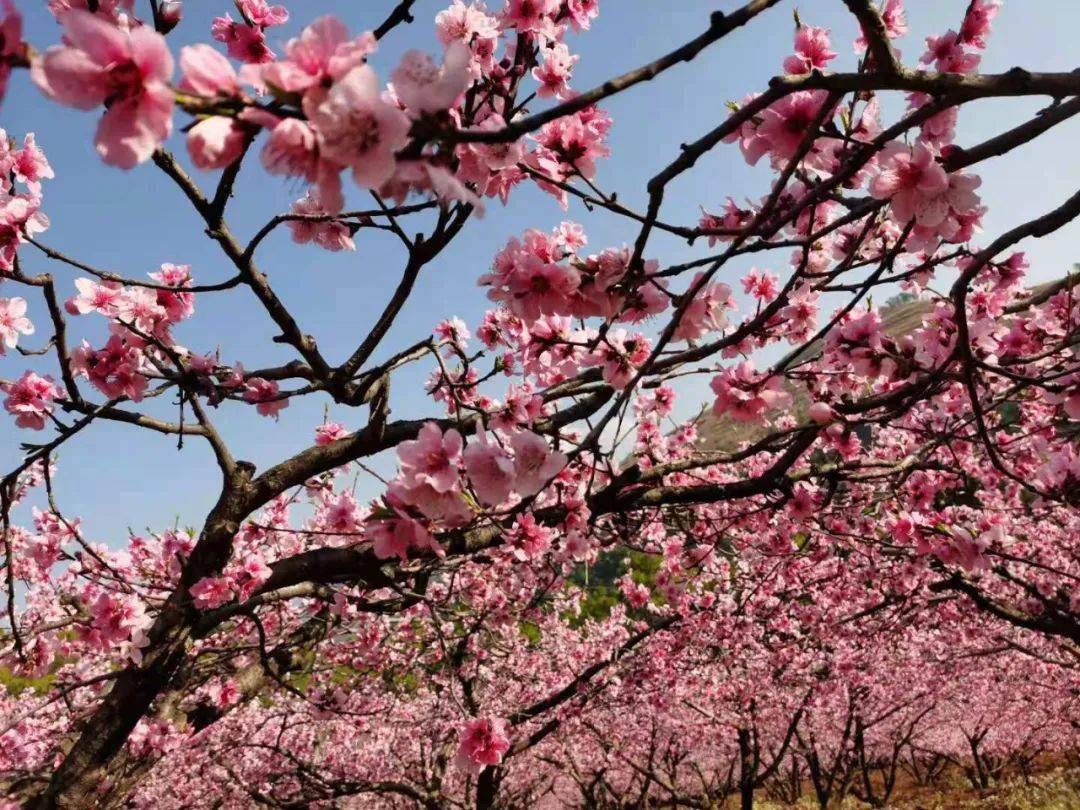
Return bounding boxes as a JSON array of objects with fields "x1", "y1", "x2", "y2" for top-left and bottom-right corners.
[
  {"x1": 997, "y1": 400, "x2": 1022, "y2": 432},
  {"x1": 567, "y1": 549, "x2": 663, "y2": 626},
  {"x1": 0, "y1": 666, "x2": 57, "y2": 697},
  {"x1": 884, "y1": 291, "x2": 918, "y2": 308},
  {"x1": 380, "y1": 667, "x2": 421, "y2": 696},
  {"x1": 518, "y1": 619, "x2": 542, "y2": 646}
]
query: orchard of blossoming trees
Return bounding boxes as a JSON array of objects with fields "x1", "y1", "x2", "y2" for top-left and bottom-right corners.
[{"x1": 0, "y1": 0, "x2": 1077, "y2": 806}]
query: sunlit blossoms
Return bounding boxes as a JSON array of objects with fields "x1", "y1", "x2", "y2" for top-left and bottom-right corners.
[
  {"x1": 2, "y1": 370, "x2": 62, "y2": 429},
  {"x1": 32, "y1": 10, "x2": 174, "y2": 167},
  {"x1": 456, "y1": 717, "x2": 510, "y2": 774},
  {"x1": 710, "y1": 361, "x2": 793, "y2": 423},
  {"x1": 0, "y1": 1, "x2": 1077, "y2": 807}
]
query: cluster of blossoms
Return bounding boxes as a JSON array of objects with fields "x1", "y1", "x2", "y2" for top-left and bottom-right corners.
[
  {"x1": 2, "y1": 422, "x2": 1071, "y2": 807},
  {"x1": 0, "y1": 0, "x2": 26, "y2": 104},
  {"x1": 212, "y1": 0, "x2": 289, "y2": 64},
  {"x1": 353, "y1": 419, "x2": 568, "y2": 562},
  {"x1": 23, "y1": 0, "x2": 606, "y2": 248},
  {"x1": 0, "y1": 131, "x2": 51, "y2": 275},
  {"x1": 1, "y1": 132, "x2": 57, "y2": 428},
  {"x1": 869, "y1": 142, "x2": 983, "y2": 252},
  {"x1": 0, "y1": 1, "x2": 1078, "y2": 806},
  {"x1": 710, "y1": 360, "x2": 792, "y2": 424},
  {"x1": 59, "y1": 264, "x2": 194, "y2": 407}
]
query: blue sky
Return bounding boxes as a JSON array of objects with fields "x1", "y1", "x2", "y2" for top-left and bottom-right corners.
[{"x1": 3, "y1": 0, "x2": 1079, "y2": 543}]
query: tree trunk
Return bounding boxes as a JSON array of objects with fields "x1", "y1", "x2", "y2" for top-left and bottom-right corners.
[
  {"x1": 476, "y1": 767, "x2": 498, "y2": 810},
  {"x1": 29, "y1": 482, "x2": 252, "y2": 808},
  {"x1": 738, "y1": 728, "x2": 755, "y2": 810}
]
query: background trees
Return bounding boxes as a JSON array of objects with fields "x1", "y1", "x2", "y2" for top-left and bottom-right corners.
[{"x1": 0, "y1": 0, "x2": 1077, "y2": 806}]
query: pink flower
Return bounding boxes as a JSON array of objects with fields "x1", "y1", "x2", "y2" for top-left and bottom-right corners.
[
  {"x1": 320, "y1": 491, "x2": 364, "y2": 533},
  {"x1": 388, "y1": 477, "x2": 472, "y2": 527},
  {"x1": 566, "y1": 0, "x2": 600, "y2": 32},
  {"x1": 190, "y1": 576, "x2": 233, "y2": 609},
  {"x1": 178, "y1": 47, "x2": 249, "y2": 170},
  {"x1": 206, "y1": 678, "x2": 242, "y2": 709},
  {"x1": 178, "y1": 44, "x2": 240, "y2": 97},
  {"x1": 754, "y1": 91, "x2": 834, "y2": 163},
  {"x1": 510, "y1": 257, "x2": 580, "y2": 320},
  {"x1": 261, "y1": 16, "x2": 376, "y2": 95},
  {"x1": 783, "y1": 26, "x2": 836, "y2": 75},
  {"x1": 436, "y1": 1, "x2": 500, "y2": 74},
  {"x1": 740, "y1": 268, "x2": 779, "y2": 301},
  {"x1": 149, "y1": 262, "x2": 194, "y2": 322},
  {"x1": 479, "y1": 231, "x2": 582, "y2": 320},
  {"x1": 378, "y1": 159, "x2": 484, "y2": 213},
  {"x1": 32, "y1": 10, "x2": 174, "y2": 168},
  {"x1": 260, "y1": 118, "x2": 345, "y2": 214},
  {"x1": 286, "y1": 191, "x2": 356, "y2": 251},
  {"x1": 510, "y1": 429, "x2": 566, "y2": 496},
  {"x1": 463, "y1": 428, "x2": 516, "y2": 506},
  {"x1": 0, "y1": 0, "x2": 26, "y2": 108},
  {"x1": 397, "y1": 421, "x2": 463, "y2": 494},
  {"x1": 532, "y1": 42, "x2": 578, "y2": 99},
  {"x1": 503, "y1": 0, "x2": 559, "y2": 34},
  {"x1": 2, "y1": 371, "x2": 62, "y2": 430},
  {"x1": 236, "y1": 0, "x2": 288, "y2": 28},
  {"x1": 710, "y1": 361, "x2": 793, "y2": 424},
  {"x1": 72, "y1": 335, "x2": 148, "y2": 401},
  {"x1": 456, "y1": 115, "x2": 526, "y2": 202},
  {"x1": 620, "y1": 574, "x2": 651, "y2": 609},
  {"x1": 921, "y1": 31, "x2": 980, "y2": 74},
  {"x1": 959, "y1": 0, "x2": 1001, "y2": 49},
  {"x1": 907, "y1": 92, "x2": 957, "y2": 147},
  {"x1": 91, "y1": 592, "x2": 149, "y2": 646},
  {"x1": 187, "y1": 116, "x2": 249, "y2": 171},
  {"x1": 158, "y1": 1, "x2": 183, "y2": 32},
  {"x1": 211, "y1": 15, "x2": 273, "y2": 64},
  {"x1": 904, "y1": 170, "x2": 982, "y2": 242},
  {"x1": 941, "y1": 528, "x2": 992, "y2": 573},
  {"x1": 826, "y1": 309, "x2": 892, "y2": 377},
  {"x1": 435, "y1": 317, "x2": 470, "y2": 350},
  {"x1": 585, "y1": 330, "x2": 651, "y2": 390},
  {"x1": 70, "y1": 278, "x2": 122, "y2": 316},
  {"x1": 526, "y1": 107, "x2": 612, "y2": 203},
  {"x1": 456, "y1": 717, "x2": 510, "y2": 774},
  {"x1": 366, "y1": 513, "x2": 439, "y2": 562},
  {"x1": 700, "y1": 198, "x2": 753, "y2": 245},
  {"x1": 504, "y1": 513, "x2": 553, "y2": 561},
  {"x1": 114, "y1": 286, "x2": 166, "y2": 334},
  {"x1": 315, "y1": 421, "x2": 349, "y2": 445},
  {"x1": 304, "y1": 66, "x2": 411, "y2": 190},
  {"x1": 808, "y1": 401, "x2": 836, "y2": 424},
  {"x1": 391, "y1": 41, "x2": 472, "y2": 113},
  {"x1": 233, "y1": 554, "x2": 271, "y2": 601},
  {"x1": 855, "y1": 0, "x2": 906, "y2": 52},
  {"x1": 869, "y1": 143, "x2": 950, "y2": 226},
  {"x1": 0, "y1": 297, "x2": 33, "y2": 353},
  {"x1": 243, "y1": 377, "x2": 288, "y2": 419},
  {"x1": 12, "y1": 134, "x2": 54, "y2": 189},
  {"x1": 673, "y1": 274, "x2": 730, "y2": 342}
]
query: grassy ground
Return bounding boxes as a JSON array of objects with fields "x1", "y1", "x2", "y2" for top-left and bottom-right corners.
[
  {"x1": 886, "y1": 768, "x2": 1080, "y2": 810},
  {"x1": 753, "y1": 767, "x2": 1080, "y2": 809}
]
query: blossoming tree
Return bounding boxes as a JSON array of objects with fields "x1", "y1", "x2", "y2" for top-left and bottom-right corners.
[{"x1": 0, "y1": 0, "x2": 1078, "y2": 806}]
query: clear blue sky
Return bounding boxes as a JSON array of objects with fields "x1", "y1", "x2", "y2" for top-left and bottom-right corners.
[{"x1": 3, "y1": 1, "x2": 1079, "y2": 543}]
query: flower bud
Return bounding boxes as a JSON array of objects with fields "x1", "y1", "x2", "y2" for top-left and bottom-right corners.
[{"x1": 159, "y1": 1, "x2": 183, "y2": 33}]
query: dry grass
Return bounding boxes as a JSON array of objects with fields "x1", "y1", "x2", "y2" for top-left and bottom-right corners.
[{"x1": 751, "y1": 767, "x2": 1080, "y2": 809}]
